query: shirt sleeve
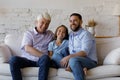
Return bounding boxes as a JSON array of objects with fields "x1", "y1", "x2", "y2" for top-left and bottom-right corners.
[
  {"x1": 21, "y1": 31, "x2": 33, "y2": 50},
  {"x1": 48, "y1": 41, "x2": 54, "y2": 51},
  {"x1": 81, "y1": 32, "x2": 94, "y2": 55}
]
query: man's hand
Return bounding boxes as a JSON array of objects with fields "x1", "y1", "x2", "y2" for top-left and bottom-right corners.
[
  {"x1": 60, "y1": 51, "x2": 87, "y2": 68},
  {"x1": 60, "y1": 55, "x2": 70, "y2": 68}
]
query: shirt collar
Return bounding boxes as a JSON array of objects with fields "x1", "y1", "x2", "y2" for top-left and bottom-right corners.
[
  {"x1": 34, "y1": 27, "x2": 47, "y2": 35},
  {"x1": 33, "y1": 27, "x2": 39, "y2": 35},
  {"x1": 53, "y1": 40, "x2": 66, "y2": 49},
  {"x1": 72, "y1": 28, "x2": 83, "y2": 36}
]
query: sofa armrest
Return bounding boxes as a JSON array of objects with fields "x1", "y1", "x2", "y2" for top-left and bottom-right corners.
[
  {"x1": 0, "y1": 43, "x2": 12, "y2": 63},
  {"x1": 0, "y1": 57, "x2": 3, "y2": 63}
]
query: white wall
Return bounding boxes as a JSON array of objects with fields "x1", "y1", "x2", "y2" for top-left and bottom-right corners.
[{"x1": 0, "y1": 0, "x2": 120, "y2": 43}]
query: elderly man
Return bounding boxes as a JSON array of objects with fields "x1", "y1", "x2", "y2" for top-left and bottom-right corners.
[
  {"x1": 61, "y1": 13, "x2": 98, "y2": 80},
  {"x1": 9, "y1": 12, "x2": 54, "y2": 80}
]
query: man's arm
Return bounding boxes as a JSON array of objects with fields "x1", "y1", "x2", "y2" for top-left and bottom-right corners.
[
  {"x1": 25, "y1": 45, "x2": 43, "y2": 57},
  {"x1": 60, "y1": 51, "x2": 87, "y2": 67}
]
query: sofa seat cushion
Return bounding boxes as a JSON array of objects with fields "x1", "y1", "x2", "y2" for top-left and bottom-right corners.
[
  {"x1": 87, "y1": 65, "x2": 120, "y2": 79},
  {"x1": 0, "y1": 63, "x2": 57, "y2": 77},
  {"x1": 95, "y1": 77, "x2": 120, "y2": 80},
  {"x1": 0, "y1": 75, "x2": 60, "y2": 80},
  {"x1": 57, "y1": 68, "x2": 74, "y2": 79},
  {"x1": 57, "y1": 65, "x2": 120, "y2": 79}
]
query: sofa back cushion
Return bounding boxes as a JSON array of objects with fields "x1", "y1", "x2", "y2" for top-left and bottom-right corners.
[
  {"x1": 0, "y1": 43, "x2": 12, "y2": 62},
  {"x1": 103, "y1": 48, "x2": 120, "y2": 65},
  {"x1": 96, "y1": 37, "x2": 120, "y2": 65},
  {"x1": 4, "y1": 33, "x2": 120, "y2": 65},
  {"x1": 4, "y1": 33, "x2": 24, "y2": 56}
]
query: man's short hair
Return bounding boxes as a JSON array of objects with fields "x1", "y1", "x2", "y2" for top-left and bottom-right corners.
[
  {"x1": 37, "y1": 12, "x2": 51, "y2": 21},
  {"x1": 70, "y1": 13, "x2": 82, "y2": 20}
]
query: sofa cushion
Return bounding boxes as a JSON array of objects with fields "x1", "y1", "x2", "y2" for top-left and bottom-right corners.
[
  {"x1": 87, "y1": 65, "x2": 120, "y2": 79},
  {"x1": 57, "y1": 65, "x2": 120, "y2": 80},
  {"x1": 103, "y1": 48, "x2": 120, "y2": 65},
  {"x1": 96, "y1": 37, "x2": 120, "y2": 65},
  {"x1": 0, "y1": 76, "x2": 61, "y2": 80},
  {"x1": 57, "y1": 68, "x2": 74, "y2": 79},
  {"x1": 4, "y1": 33, "x2": 23, "y2": 56},
  {"x1": 0, "y1": 57, "x2": 3, "y2": 63},
  {"x1": 0, "y1": 43, "x2": 12, "y2": 63},
  {"x1": 0, "y1": 63, "x2": 57, "y2": 77},
  {"x1": 22, "y1": 67, "x2": 57, "y2": 77},
  {"x1": 95, "y1": 77, "x2": 120, "y2": 80}
]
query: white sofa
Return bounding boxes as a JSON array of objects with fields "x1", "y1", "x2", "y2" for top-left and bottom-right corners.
[{"x1": 1, "y1": 33, "x2": 120, "y2": 80}]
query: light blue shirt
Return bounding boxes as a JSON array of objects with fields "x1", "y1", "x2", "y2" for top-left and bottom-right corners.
[
  {"x1": 48, "y1": 40, "x2": 68, "y2": 54},
  {"x1": 21, "y1": 27, "x2": 54, "y2": 61},
  {"x1": 69, "y1": 28, "x2": 97, "y2": 62}
]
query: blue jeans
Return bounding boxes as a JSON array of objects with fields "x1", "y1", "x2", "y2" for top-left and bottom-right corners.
[
  {"x1": 51, "y1": 47, "x2": 69, "y2": 68},
  {"x1": 9, "y1": 55, "x2": 50, "y2": 80},
  {"x1": 69, "y1": 57, "x2": 97, "y2": 80}
]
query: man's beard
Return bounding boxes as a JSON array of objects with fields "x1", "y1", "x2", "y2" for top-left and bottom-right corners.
[{"x1": 70, "y1": 24, "x2": 80, "y2": 32}]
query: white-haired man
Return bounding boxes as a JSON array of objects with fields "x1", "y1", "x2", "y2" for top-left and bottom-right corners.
[{"x1": 9, "y1": 12, "x2": 54, "y2": 80}]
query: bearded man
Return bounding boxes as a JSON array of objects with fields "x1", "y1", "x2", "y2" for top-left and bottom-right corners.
[{"x1": 60, "y1": 13, "x2": 98, "y2": 80}]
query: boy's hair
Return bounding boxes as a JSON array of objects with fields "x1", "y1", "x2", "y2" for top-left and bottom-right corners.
[
  {"x1": 37, "y1": 12, "x2": 51, "y2": 21},
  {"x1": 54, "y1": 25, "x2": 69, "y2": 40}
]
